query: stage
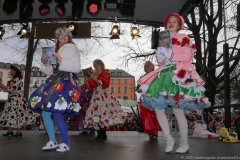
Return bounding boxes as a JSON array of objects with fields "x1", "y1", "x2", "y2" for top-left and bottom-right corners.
[{"x1": 0, "y1": 130, "x2": 239, "y2": 160}]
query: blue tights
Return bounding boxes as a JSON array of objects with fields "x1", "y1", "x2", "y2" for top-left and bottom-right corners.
[{"x1": 41, "y1": 111, "x2": 68, "y2": 145}]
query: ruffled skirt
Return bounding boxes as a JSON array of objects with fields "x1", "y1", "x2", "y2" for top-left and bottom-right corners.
[
  {"x1": 139, "y1": 100, "x2": 159, "y2": 136},
  {"x1": 142, "y1": 65, "x2": 210, "y2": 111},
  {"x1": 28, "y1": 71, "x2": 81, "y2": 115},
  {"x1": 0, "y1": 98, "x2": 37, "y2": 129},
  {"x1": 84, "y1": 88, "x2": 126, "y2": 130}
]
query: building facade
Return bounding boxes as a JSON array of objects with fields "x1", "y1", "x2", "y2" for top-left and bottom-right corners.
[
  {"x1": 0, "y1": 62, "x2": 136, "y2": 100},
  {"x1": 76, "y1": 68, "x2": 136, "y2": 100}
]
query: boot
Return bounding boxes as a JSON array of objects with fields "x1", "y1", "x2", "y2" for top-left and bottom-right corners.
[
  {"x1": 154, "y1": 109, "x2": 174, "y2": 153},
  {"x1": 176, "y1": 139, "x2": 189, "y2": 154},
  {"x1": 165, "y1": 134, "x2": 175, "y2": 153},
  {"x1": 95, "y1": 130, "x2": 107, "y2": 140},
  {"x1": 2, "y1": 131, "x2": 13, "y2": 137},
  {"x1": 101, "y1": 130, "x2": 107, "y2": 140}
]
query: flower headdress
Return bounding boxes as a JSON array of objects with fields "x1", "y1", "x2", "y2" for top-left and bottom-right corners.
[
  {"x1": 164, "y1": 13, "x2": 184, "y2": 29},
  {"x1": 55, "y1": 26, "x2": 73, "y2": 38}
]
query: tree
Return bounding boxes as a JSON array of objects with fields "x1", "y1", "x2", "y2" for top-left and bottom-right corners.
[
  {"x1": 23, "y1": 22, "x2": 39, "y2": 99},
  {"x1": 118, "y1": 0, "x2": 240, "y2": 108},
  {"x1": 185, "y1": 0, "x2": 240, "y2": 107}
]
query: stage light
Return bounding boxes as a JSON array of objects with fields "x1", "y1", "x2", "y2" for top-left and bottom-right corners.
[
  {"x1": 0, "y1": 27, "x2": 5, "y2": 40},
  {"x1": 131, "y1": 26, "x2": 141, "y2": 39},
  {"x1": 39, "y1": 0, "x2": 52, "y2": 16},
  {"x1": 68, "y1": 22, "x2": 78, "y2": 35},
  {"x1": 104, "y1": 0, "x2": 119, "y2": 11},
  {"x1": 71, "y1": 0, "x2": 84, "y2": 18},
  {"x1": 2, "y1": 0, "x2": 18, "y2": 15},
  {"x1": 17, "y1": 25, "x2": 29, "y2": 39},
  {"x1": 110, "y1": 24, "x2": 120, "y2": 39},
  {"x1": 119, "y1": 0, "x2": 136, "y2": 17},
  {"x1": 19, "y1": 0, "x2": 34, "y2": 19},
  {"x1": 55, "y1": 0, "x2": 68, "y2": 17},
  {"x1": 87, "y1": 0, "x2": 102, "y2": 15}
]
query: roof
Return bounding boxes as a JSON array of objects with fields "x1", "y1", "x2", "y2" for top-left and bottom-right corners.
[{"x1": 109, "y1": 69, "x2": 134, "y2": 78}]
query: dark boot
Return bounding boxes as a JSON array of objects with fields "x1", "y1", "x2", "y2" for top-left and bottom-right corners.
[
  {"x1": 12, "y1": 132, "x2": 23, "y2": 137},
  {"x1": 95, "y1": 130, "x2": 101, "y2": 140},
  {"x1": 2, "y1": 131, "x2": 13, "y2": 137},
  {"x1": 101, "y1": 130, "x2": 107, "y2": 140},
  {"x1": 95, "y1": 130, "x2": 107, "y2": 140}
]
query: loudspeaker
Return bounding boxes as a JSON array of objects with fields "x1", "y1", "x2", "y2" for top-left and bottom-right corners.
[
  {"x1": 237, "y1": 3, "x2": 240, "y2": 31},
  {"x1": 151, "y1": 28, "x2": 159, "y2": 49}
]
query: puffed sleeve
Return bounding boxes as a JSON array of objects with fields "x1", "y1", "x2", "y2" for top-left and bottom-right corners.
[
  {"x1": 98, "y1": 69, "x2": 110, "y2": 89},
  {"x1": 87, "y1": 78, "x2": 98, "y2": 92}
]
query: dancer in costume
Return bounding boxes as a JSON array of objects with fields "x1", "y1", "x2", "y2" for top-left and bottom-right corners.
[
  {"x1": 138, "y1": 13, "x2": 210, "y2": 153},
  {"x1": 0, "y1": 64, "x2": 37, "y2": 137},
  {"x1": 137, "y1": 61, "x2": 159, "y2": 141},
  {"x1": 28, "y1": 27, "x2": 81, "y2": 152},
  {"x1": 84, "y1": 59, "x2": 126, "y2": 140}
]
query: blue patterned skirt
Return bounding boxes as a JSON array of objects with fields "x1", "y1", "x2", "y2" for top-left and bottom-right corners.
[{"x1": 28, "y1": 71, "x2": 81, "y2": 115}]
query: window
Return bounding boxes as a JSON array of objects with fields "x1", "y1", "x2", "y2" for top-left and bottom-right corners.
[
  {"x1": 30, "y1": 79, "x2": 33, "y2": 84},
  {"x1": 111, "y1": 72, "x2": 115, "y2": 76},
  {"x1": 111, "y1": 79, "x2": 114, "y2": 84},
  {"x1": 124, "y1": 79, "x2": 127, "y2": 84},
  {"x1": 118, "y1": 87, "x2": 121, "y2": 93},
  {"x1": 124, "y1": 86, "x2": 128, "y2": 93},
  {"x1": 37, "y1": 72, "x2": 40, "y2": 76},
  {"x1": 123, "y1": 96, "x2": 128, "y2": 99},
  {"x1": 0, "y1": 71, "x2": 2, "y2": 79},
  {"x1": 118, "y1": 96, "x2": 121, "y2": 98},
  {"x1": 118, "y1": 79, "x2": 121, "y2": 84},
  {"x1": 117, "y1": 72, "x2": 121, "y2": 76},
  {"x1": 111, "y1": 87, "x2": 114, "y2": 93}
]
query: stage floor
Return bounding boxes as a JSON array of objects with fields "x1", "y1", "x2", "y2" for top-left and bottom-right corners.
[{"x1": 0, "y1": 130, "x2": 239, "y2": 160}]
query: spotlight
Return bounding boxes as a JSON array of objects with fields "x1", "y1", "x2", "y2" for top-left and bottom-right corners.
[
  {"x1": 104, "y1": 0, "x2": 119, "y2": 11},
  {"x1": 68, "y1": 22, "x2": 78, "y2": 35},
  {"x1": 110, "y1": 24, "x2": 120, "y2": 39},
  {"x1": 2, "y1": 0, "x2": 18, "y2": 15},
  {"x1": 55, "y1": 0, "x2": 68, "y2": 17},
  {"x1": 0, "y1": 27, "x2": 5, "y2": 40},
  {"x1": 71, "y1": 0, "x2": 84, "y2": 18},
  {"x1": 119, "y1": 0, "x2": 136, "y2": 17},
  {"x1": 17, "y1": 25, "x2": 29, "y2": 38},
  {"x1": 87, "y1": 0, "x2": 102, "y2": 15},
  {"x1": 39, "y1": 0, "x2": 52, "y2": 16},
  {"x1": 19, "y1": 0, "x2": 34, "y2": 19},
  {"x1": 131, "y1": 26, "x2": 141, "y2": 39}
]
